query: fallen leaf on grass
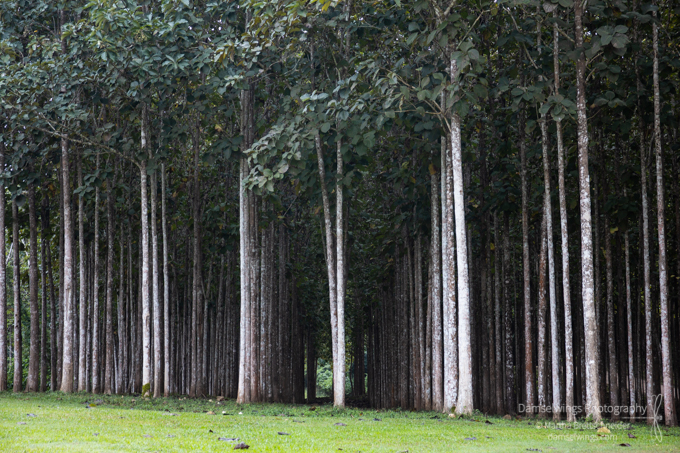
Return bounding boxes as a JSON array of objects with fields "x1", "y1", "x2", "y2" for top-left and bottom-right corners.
[
  {"x1": 526, "y1": 449, "x2": 542, "y2": 452},
  {"x1": 619, "y1": 443, "x2": 632, "y2": 447},
  {"x1": 373, "y1": 418, "x2": 381, "y2": 421},
  {"x1": 278, "y1": 432, "x2": 290, "y2": 435},
  {"x1": 93, "y1": 433, "x2": 99, "y2": 436},
  {"x1": 464, "y1": 437, "x2": 477, "y2": 441},
  {"x1": 597, "y1": 426, "x2": 611, "y2": 434},
  {"x1": 485, "y1": 420, "x2": 493, "y2": 425},
  {"x1": 209, "y1": 429, "x2": 214, "y2": 433},
  {"x1": 143, "y1": 434, "x2": 152, "y2": 438},
  {"x1": 219, "y1": 437, "x2": 239, "y2": 442},
  {"x1": 207, "y1": 411, "x2": 216, "y2": 415},
  {"x1": 17, "y1": 422, "x2": 26, "y2": 425},
  {"x1": 233, "y1": 442, "x2": 250, "y2": 449},
  {"x1": 293, "y1": 420, "x2": 305, "y2": 423},
  {"x1": 166, "y1": 435, "x2": 175, "y2": 438},
  {"x1": 309, "y1": 406, "x2": 316, "y2": 411},
  {"x1": 26, "y1": 414, "x2": 37, "y2": 417},
  {"x1": 334, "y1": 423, "x2": 347, "y2": 426},
  {"x1": 628, "y1": 433, "x2": 636, "y2": 438}
]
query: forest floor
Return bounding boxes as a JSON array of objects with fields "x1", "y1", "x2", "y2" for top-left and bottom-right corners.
[{"x1": 1, "y1": 392, "x2": 679, "y2": 452}]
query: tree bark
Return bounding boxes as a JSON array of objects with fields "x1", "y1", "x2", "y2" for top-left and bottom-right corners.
[
  {"x1": 60, "y1": 128, "x2": 75, "y2": 393},
  {"x1": 0, "y1": 144, "x2": 5, "y2": 392},
  {"x1": 12, "y1": 199, "x2": 22, "y2": 392},
  {"x1": 104, "y1": 163, "x2": 116, "y2": 394},
  {"x1": 27, "y1": 167, "x2": 40, "y2": 392},
  {"x1": 92, "y1": 158, "x2": 101, "y2": 394},
  {"x1": 140, "y1": 105, "x2": 152, "y2": 396},
  {"x1": 652, "y1": 7, "x2": 676, "y2": 426},
  {"x1": 574, "y1": 0, "x2": 601, "y2": 421},
  {"x1": 77, "y1": 160, "x2": 87, "y2": 392}
]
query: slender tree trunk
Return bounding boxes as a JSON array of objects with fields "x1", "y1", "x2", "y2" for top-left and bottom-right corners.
[
  {"x1": 140, "y1": 106, "x2": 151, "y2": 396},
  {"x1": 538, "y1": 215, "x2": 548, "y2": 418},
  {"x1": 494, "y1": 213, "x2": 503, "y2": 414},
  {"x1": 104, "y1": 165, "x2": 116, "y2": 394},
  {"x1": 92, "y1": 159, "x2": 101, "y2": 394},
  {"x1": 605, "y1": 213, "x2": 620, "y2": 420},
  {"x1": 503, "y1": 212, "x2": 515, "y2": 414},
  {"x1": 12, "y1": 199, "x2": 22, "y2": 392},
  {"x1": 40, "y1": 194, "x2": 48, "y2": 392},
  {"x1": 553, "y1": 10, "x2": 574, "y2": 421},
  {"x1": 78, "y1": 161, "x2": 88, "y2": 392},
  {"x1": 652, "y1": 8, "x2": 676, "y2": 426},
  {"x1": 162, "y1": 164, "x2": 170, "y2": 396},
  {"x1": 27, "y1": 170, "x2": 40, "y2": 392},
  {"x1": 60, "y1": 128, "x2": 75, "y2": 393},
  {"x1": 0, "y1": 144, "x2": 5, "y2": 392},
  {"x1": 574, "y1": 0, "x2": 601, "y2": 421},
  {"x1": 152, "y1": 159, "x2": 162, "y2": 398},
  {"x1": 519, "y1": 102, "x2": 534, "y2": 416}
]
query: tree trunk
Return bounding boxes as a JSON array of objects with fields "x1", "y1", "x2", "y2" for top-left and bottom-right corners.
[
  {"x1": 77, "y1": 161, "x2": 88, "y2": 392},
  {"x1": 40, "y1": 194, "x2": 48, "y2": 392},
  {"x1": 503, "y1": 212, "x2": 515, "y2": 414},
  {"x1": 60, "y1": 129, "x2": 75, "y2": 393},
  {"x1": 519, "y1": 101, "x2": 534, "y2": 416},
  {"x1": 104, "y1": 164, "x2": 116, "y2": 394},
  {"x1": 27, "y1": 168, "x2": 40, "y2": 392},
  {"x1": 652, "y1": 7, "x2": 676, "y2": 426},
  {"x1": 574, "y1": 0, "x2": 601, "y2": 421},
  {"x1": 0, "y1": 144, "x2": 5, "y2": 392},
  {"x1": 605, "y1": 214, "x2": 620, "y2": 420},
  {"x1": 152, "y1": 158, "x2": 162, "y2": 398},
  {"x1": 12, "y1": 199, "x2": 22, "y2": 392},
  {"x1": 538, "y1": 215, "x2": 548, "y2": 418},
  {"x1": 162, "y1": 164, "x2": 170, "y2": 396},
  {"x1": 92, "y1": 159, "x2": 101, "y2": 394},
  {"x1": 140, "y1": 105, "x2": 152, "y2": 396}
]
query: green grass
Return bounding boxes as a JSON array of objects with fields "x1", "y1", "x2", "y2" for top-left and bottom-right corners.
[{"x1": 1, "y1": 392, "x2": 679, "y2": 452}]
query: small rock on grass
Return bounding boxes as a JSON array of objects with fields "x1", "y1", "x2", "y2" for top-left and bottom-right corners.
[{"x1": 233, "y1": 442, "x2": 250, "y2": 449}]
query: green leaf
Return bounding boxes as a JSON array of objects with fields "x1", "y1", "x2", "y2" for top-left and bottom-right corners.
[{"x1": 320, "y1": 123, "x2": 331, "y2": 133}]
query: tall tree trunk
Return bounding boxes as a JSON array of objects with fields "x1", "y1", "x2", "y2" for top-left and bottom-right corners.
[
  {"x1": 40, "y1": 194, "x2": 48, "y2": 391},
  {"x1": 60, "y1": 125, "x2": 75, "y2": 393},
  {"x1": 77, "y1": 161, "x2": 88, "y2": 392},
  {"x1": 0, "y1": 144, "x2": 5, "y2": 392},
  {"x1": 12, "y1": 199, "x2": 22, "y2": 392},
  {"x1": 152, "y1": 159, "x2": 162, "y2": 398},
  {"x1": 519, "y1": 102, "x2": 534, "y2": 416},
  {"x1": 104, "y1": 165, "x2": 116, "y2": 394},
  {"x1": 503, "y1": 212, "x2": 515, "y2": 414},
  {"x1": 27, "y1": 168, "x2": 40, "y2": 392},
  {"x1": 140, "y1": 105, "x2": 152, "y2": 396},
  {"x1": 92, "y1": 158, "x2": 101, "y2": 394},
  {"x1": 450, "y1": 101, "x2": 472, "y2": 416},
  {"x1": 574, "y1": 0, "x2": 601, "y2": 422},
  {"x1": 162, "y1": 164, "x2": 170, "y2": 396},
  {"x1": 537, "y1": 215, "x2": 548, "y2": 418},
  {"x1": 494, "y1": 213, "x2": 503, "y2": 414},
  {"x1": 605, "y1": 213, "x2": 620, "y2": 420},
  {"x1": 553, "y1": 9, "x2": 574, "y2": 421},
  {"x1": 652, "y1": 7, "x2": 676, "y2": 426}
]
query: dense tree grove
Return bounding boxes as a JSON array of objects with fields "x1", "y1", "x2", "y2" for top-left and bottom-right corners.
[{"x1": 1, "y1": 0, "x2": 680, "y2": 425}]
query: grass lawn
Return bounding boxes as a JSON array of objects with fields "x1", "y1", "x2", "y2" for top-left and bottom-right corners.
[{"x1": 1, "y1": 392, "x2": 679, "y2": 452}]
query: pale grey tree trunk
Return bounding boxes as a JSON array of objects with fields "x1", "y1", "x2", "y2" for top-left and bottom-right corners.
[
  {"x1": 574, "y1": 0, "x2": 601, "y2": 421},
  {"x1": 538, "y1": 214, "x2": 548, "y2": 417},
  {"x1": 60, "y1": 133, "x2": 75, "y2": 393},
  {"x1": 652, "y1": 8, "x2": 676, "y2": 426},
  {"x1": 0, "y1": 144, "x2": 5, "y2": 392},
  {"x1": 553, "y1": 10, "x2": 574, "y2": 421},
  {"x1": 450, "y1": 58, "x2": 472, "y2": 414},
  {"x1": 430, "y1": 158, "x2": 442, "y2": 412},
  {"x1": 624, "y1": 227, "x2": 635, "y2": 416},
  {"x1": 162, "y1": 164, "x2": 170, "y2": 396},
  {"x1": 442, "y1": 101, "x2": 458, "y2": 414},
  {"x1": 140, "y1": 105, "x2": 152, "y2": 396},
  {"x1": 91, "y1": 157, "x2": 101, "y2": 394},
  {"x1": 152, "y1": 165, "x2": 162, "y2": 398},
  {"x1": 27, "y1": 168, "x2": 39, "y2": 392},
  {"x1": 12, "y1": 199, "x2": 22, "y2": 392},
  {"x1": 335, "y1": 136, "x2": 346, "y2": 408},
  {"x1": 77, "y1": 161, "x2": 87, "y2": 392},
  {"x1": 104, "y1": 164, "x2": 116, "y2": 395}
]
